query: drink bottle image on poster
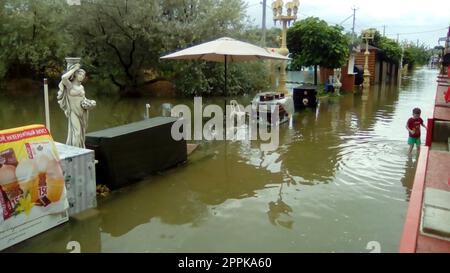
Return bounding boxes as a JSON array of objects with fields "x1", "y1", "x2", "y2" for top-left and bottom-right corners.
[{"x1": 0, "y1": 125, "x2": 68, "y2": 234}]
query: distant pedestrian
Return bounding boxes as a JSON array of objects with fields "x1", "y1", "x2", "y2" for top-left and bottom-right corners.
[{"x1": 406, "y1": 108, "x2": 427, "y2": 154}]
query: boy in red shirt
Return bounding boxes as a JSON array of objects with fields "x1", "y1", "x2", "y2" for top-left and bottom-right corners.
[{"x1": 406, "y1": 108, "x2": 427, "y2": 154}]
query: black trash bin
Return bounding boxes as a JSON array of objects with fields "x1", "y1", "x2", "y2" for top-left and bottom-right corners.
[
  {"x1": 293, "y1": 85, "x2": 318, "y2": 109},
  {"x1": 354, "y1": 65, "x2": 364, "y2": 86}
]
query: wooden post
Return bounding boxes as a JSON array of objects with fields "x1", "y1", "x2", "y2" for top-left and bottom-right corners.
[{"x1": 44, "y1": 78, "x2": 51, "y2": 131}]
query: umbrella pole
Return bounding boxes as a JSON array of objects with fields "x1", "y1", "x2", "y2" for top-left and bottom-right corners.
[
  {"x1": 224, "y1": 55, "x2": 228, "y2": 119},
  {"x1": 223, "y1": 55, "x2": 228, "y2": 139},
  {"x1": 224, "y1": 55, "x2": 227, "y2": 97}
]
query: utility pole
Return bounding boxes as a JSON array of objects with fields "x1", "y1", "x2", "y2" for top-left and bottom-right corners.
[
  {"x1": 351, "y1": 6, "x2": 357, "y2": 43},
  {"x1": 382, "y1": 25, "x2": 386, "y2": 36},
  {"x1": 348, "y1": 6, "x2": 358, "y2": 76},
  {"x1": 397, "y1": 33, "x2": 400, "y2": 43},
  {"x1": 261, "y1": 0, "x2": 267, "y2": 46}
]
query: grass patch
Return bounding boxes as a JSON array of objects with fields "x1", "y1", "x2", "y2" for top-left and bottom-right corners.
[{"x1": 316, "y1": 84, "x2": 350, "y2": 99}]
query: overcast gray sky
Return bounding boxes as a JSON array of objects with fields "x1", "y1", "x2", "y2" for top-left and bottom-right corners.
[{"x1": 246, "y1": 0, "x2": 449, "y2": 47}]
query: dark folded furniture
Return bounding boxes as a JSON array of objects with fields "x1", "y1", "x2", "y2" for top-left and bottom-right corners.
[{"x1": 86, "y1": 117, "x2": 187, "y2": 189}]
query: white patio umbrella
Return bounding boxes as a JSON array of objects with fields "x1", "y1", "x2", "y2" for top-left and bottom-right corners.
[{"x1": 160, "y1": 37, "x2": 289, "y2": 96}]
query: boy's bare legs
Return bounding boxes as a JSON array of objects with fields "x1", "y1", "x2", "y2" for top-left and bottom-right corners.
[{"x1": 408, "y1": 144, "x2": 414, "y2": 154}]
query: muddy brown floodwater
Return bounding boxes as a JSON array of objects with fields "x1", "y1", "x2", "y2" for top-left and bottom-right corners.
[{"x1": 1, "y1": 68, "x2": 437, "y2": 252}]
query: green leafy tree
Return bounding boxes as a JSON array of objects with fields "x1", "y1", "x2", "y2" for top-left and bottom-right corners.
[
  {"x1": 242, "y1": 26, "x2": 282, "y2": 48},
  {"x1": 0, "y1": 0, "x2": 6, "y2": 79},
  {"x1": 402, "y1": 42, "x2": 431, "y2": 69},
  {"x1": 287, "y1": 17, "x2": 350, "y2": 85},
  {"x1": 0, "y1": 0, "x2": 270, "y2": 96},
  {"x1": 66, "y1": 0, "x2": 265, "y2": 96},
  {"x1": 65, "y1": 0, "x2": 165, "y2": 96},
  {"x1": 368, "y1": 30, "x2": 402, "y2": 64},
  {"x1": 158, "y1": 0, "x2": 269, "y2": 96},
  {"x1": 0, "y1": 0, "x2": 72, "y2": 80}
]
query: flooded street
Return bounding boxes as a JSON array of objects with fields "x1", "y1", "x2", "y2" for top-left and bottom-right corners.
[{"x1": 1, "y1": 68, "x2": 438, "y2": 253}]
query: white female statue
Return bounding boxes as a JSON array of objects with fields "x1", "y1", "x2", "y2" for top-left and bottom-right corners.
[
  {"x1": 333, "y1": 68, "x2": 342, "y2": 96},
  {"x1": 57, "y1": 63, "x2": 96, "y2": 148}
]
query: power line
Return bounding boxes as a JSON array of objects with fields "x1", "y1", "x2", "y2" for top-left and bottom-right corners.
[
  {"x1": 385, "y1": 27, "x2": 447, "y2": 36},
  {"x1": 339, "y1": 14, "x2": 354, "y2": 25},
  {"x1": 351, "y1": 24, "x2": 446, "y2": 36},
  {"x1": 257, "y1": 1, "x2": 271, "y2": 9},
  {"x1": 248, "y1": 3, "x2": 261, "y2": 8}
]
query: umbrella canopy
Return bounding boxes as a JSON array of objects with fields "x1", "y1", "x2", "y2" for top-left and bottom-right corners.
[
  {"x1": 161, "y1": 37, "x2": 289, "y2": 62},
  {"x1": 161, "y1": 37, "x2": 289, "y2": 96}
]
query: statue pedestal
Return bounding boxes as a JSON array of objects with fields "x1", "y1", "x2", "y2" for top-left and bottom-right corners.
[{"x1": 55, "y1": 143, "x2": 97, "y2": 216}]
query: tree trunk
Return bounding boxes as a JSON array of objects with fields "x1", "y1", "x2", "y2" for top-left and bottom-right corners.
[
  {"x1": 314, "y1": 65, "x2": 318, "y2": 85},
  {"x1": 123, "y1": 85, "x2": 142, "y2": 98}
]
